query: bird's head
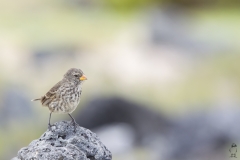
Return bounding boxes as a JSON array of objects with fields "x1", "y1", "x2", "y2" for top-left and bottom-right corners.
[{"x1": 64, "y1": 68, "x2": 87, "y2": 84}]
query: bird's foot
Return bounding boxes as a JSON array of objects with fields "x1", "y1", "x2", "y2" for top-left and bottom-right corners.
[
  {"x1": 48, "y1": 124, "x2": 52, "y2": 131},
  {"x1": 71, "y1": 120, "x2": 78, "y2": 133}
]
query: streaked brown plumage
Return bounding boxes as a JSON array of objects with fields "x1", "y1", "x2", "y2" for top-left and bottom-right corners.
[{"x1": 32, "y1": 68, "x2": 87, "y2": 131}]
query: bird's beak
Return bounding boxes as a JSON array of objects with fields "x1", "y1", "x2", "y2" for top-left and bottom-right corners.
[{"x1": 80, "y1": 75, "x2": 87, "y2": 81}]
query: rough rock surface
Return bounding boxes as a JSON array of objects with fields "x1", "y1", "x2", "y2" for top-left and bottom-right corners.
[{"x1": 13, "y1": 121, "x2": 112, "y2": 160}]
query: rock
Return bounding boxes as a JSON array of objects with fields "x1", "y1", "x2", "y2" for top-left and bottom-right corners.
[{"x1": 12, "y1": 121, "x2": 112, "y2": 160}]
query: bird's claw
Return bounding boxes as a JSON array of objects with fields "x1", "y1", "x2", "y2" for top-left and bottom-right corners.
[
  {"x1": 48, "y1": 124, "x2": 52, "y2": 131},
  {"x1": 71, "y1": 120, "x2": 78, "y2": 133}
]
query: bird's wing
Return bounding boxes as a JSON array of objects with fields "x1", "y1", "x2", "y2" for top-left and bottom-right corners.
[{"x1": 41, "y1": 81, "x2": 62, "y2": 106}]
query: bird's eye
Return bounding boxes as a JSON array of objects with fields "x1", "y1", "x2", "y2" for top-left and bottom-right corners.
[{"x1": 74, "y1": 75, "x2": 78, "y2": 78}]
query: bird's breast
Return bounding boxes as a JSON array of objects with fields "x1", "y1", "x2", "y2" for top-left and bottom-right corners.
[
  {"x1": 49, "y1": 84, "x2": 82, "y2": 113},
  {"x1": 63, "y1": 85, "x2": 81, "y2": 112}
]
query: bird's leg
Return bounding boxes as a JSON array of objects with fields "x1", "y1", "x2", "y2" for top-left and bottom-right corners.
[
  {"x1": 48, "y1": 112, "x2": 52, "y2": 130},
  {"x1": 68, "y1": 113, "x2": 78, "y2": 132}
]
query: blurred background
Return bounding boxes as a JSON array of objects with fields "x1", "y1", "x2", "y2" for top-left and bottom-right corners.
[{"x1": 0, "y1": 0, "x2": 240, "y2": 159}]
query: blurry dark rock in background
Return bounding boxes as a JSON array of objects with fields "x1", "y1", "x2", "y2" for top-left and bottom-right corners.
[
  {"x1": 75, "y1": 96, "x2": 238, "y2": 160},
  {"x1": 75, "y1": 97, "x2": 173, "y2": 147},
  {"x1": 160, "y1": 108, "x2": 236, "y2": 160},
  {"x1": 0, "y1": 87, "x2": 35, "y2": 128},
  {"x1": 75, "y1": 97, "x2": 174, "y2": 155}
]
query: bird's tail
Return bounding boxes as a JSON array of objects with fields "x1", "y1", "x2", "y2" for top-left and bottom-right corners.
[{"x1": 31, "y1": 98, "x2": 41, "y2": 101}]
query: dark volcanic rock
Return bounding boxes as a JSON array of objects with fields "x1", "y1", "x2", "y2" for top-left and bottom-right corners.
[
  {"x1": 13, "y1": 121, "x2": 112, "y2": 160},
  {"x1": 75, "y1": 97, "x2": 173, "y2": 146}
]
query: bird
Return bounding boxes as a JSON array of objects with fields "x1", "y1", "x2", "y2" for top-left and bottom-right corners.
[{"x1": 32, "y1": 68, "x2": 87, "y2": 131}]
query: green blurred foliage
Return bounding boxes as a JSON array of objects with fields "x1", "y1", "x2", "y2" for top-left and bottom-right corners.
[
  {"x1": 104, "y1": 0, "x2": 155, "y2": 10},
  {"x1": 102, "y1": 0, "x2": 240, "y2": 11}
]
